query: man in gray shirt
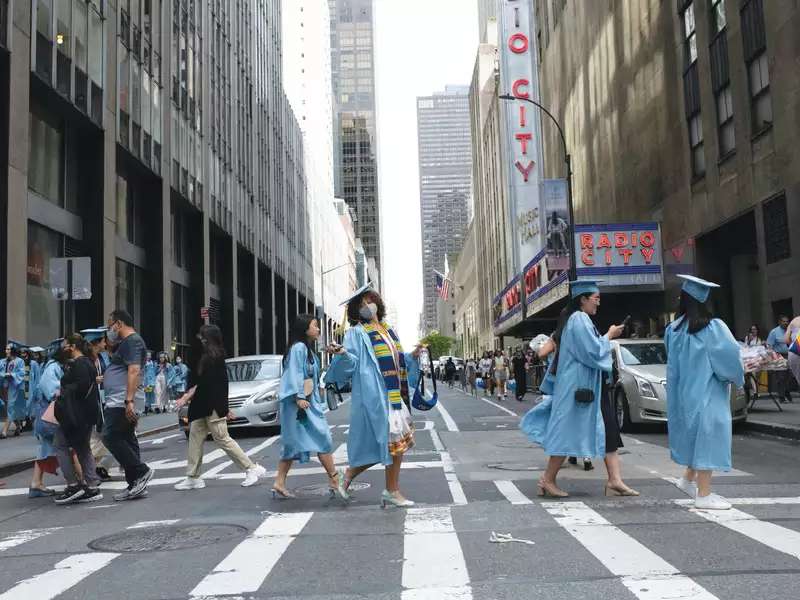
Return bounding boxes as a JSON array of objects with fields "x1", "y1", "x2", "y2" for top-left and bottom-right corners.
[{"x1": 102, "y1": 309, "x2": 153, "y2": 500}]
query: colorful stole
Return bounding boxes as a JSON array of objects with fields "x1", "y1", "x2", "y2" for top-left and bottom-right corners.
[{"x1": 363, "y1": 322, "x2": 408, "y2": 411}]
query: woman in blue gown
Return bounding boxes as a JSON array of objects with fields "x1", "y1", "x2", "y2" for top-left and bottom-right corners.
[
  {"x1": 327, "y1": 284, "x2": 422, "y2": 508},
  {"x1": 1, "y1": 343, "x2": 27, "y2": 438},
  {"x1": 667, "y1": 275, "x2": 745, "y2": 510},
  {"x1": 520, "y1": 280, "x2": 633, "y2": 498},
  {"x1": 273, "y1": 315, "x2": 348, "y2": 500}
]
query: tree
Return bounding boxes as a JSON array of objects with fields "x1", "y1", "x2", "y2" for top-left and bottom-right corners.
[{"x1": 420, "y1": 330, "x2": 455, "y2": 359}]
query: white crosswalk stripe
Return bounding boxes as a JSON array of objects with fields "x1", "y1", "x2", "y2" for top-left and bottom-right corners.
[
  {"x1": 493, "y1": 480, "x2": 532, "y2": 505},
  {"x1": 0, "y1": 528, "x2": 61, "y2": 552},
  {"x1": 189, "y1": 512, "x2": 313, "y2": 597},
  {"x1": 0, "y1": 553, "x2": 119, "y2": 600}
]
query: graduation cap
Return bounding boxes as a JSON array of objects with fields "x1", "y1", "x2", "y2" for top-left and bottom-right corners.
[
  {"x1": 6, "y1": 339, "x2": 25, "y2": 351},
  {"x1": 339, "y1": 282, "x2": 374, "y2": 306},
  {"x1": 80, "y1": 327, "x2": 108, "y2": 343},
  {"x1": 569, "y1": 279, "x2": 604, "y2": 299},
  {"x1": 677, "y1": 274, "x2": 719, "y2": 303},
  {"x1": 45, "y1": 338, "x2": 64, "y2": 359},
  {"x1": 28, "y1": 346, "x2": 45, "y2": 353}
]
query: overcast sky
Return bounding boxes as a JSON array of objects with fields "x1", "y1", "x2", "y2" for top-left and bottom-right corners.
[{"x1": 373, "y1": 0, "x2": 479, "y2": 345}]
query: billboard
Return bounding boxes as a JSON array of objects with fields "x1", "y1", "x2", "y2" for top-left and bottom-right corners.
[{"x1": 574, "y1": 223, "x2": 664, "y2": 291}]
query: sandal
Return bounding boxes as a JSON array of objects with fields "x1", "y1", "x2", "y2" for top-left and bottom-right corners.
[
  {"x1": 327, "y1": 469, "x2": 350, "y2": 501},
  {"x1": 270, "y1": 484, "x2": 296, "y2": 499}
]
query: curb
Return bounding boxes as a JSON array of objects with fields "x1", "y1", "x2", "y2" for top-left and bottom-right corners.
[
  {"x1": 742, "y1": 419, "x2": 800, "y2": 441},
  {"x1": 0, "y1": 422, "x2": 178, "y2": 479}
]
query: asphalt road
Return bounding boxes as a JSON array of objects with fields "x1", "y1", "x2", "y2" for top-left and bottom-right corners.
[{"x1": 0, "y1": 384, "x2": 798, "y2": 599}]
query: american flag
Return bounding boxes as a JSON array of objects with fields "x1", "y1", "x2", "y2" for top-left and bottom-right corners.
[{"x1": 434, "y1": 271, "x2": 451, "y2": 300}]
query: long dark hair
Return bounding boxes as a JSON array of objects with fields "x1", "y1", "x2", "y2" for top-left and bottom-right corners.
[
  {"x1": 197, "y1": 324, "x2": 226, "y2": 375},
  {"x1": 550, "y1": 293, "x2": 590, "y2": 375},
  {"x1": 675, "y1": 291, "x2": 712, "y2": 334},
  {"x1": 64, "y1": 333, "x2": 90, "y2": 357},
  {"x1": 284, "y1": 314, "x2": 317, "y2": 368}
]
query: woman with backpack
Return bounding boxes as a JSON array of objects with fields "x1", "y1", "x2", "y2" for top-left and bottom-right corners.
[
  {"x1": 271, "y1": 315, "x2": 347, "y2": 500},
  {"x1": 53, "y1": 334, "x2": 104, "y2": 504}
]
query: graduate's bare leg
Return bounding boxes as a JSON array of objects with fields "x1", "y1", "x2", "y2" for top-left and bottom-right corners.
[
  {"x1": 684, "y1": 467, "x2": 697, "y2": 482},
  {"x1": 317, "y1": 453, "x2": 341, "y2": 490},
  {"x1": 344, "y1": 463, "x2": 374, "y2": 490},
  {"x1": 538, "y1": 456, "x2": 569, "y2": 497},
  {"x1": 385, "y1": 454, "x2": 403, "y2": 493},
  {"x1": 274, "y1": 460, "x2": 293, "y2": 489},
  {"x1": 695, "y1": 470, "x2": 713, "y2": 497},
  {"x1": 604, "y1": 451, "x2": 639, "y2": 495}
]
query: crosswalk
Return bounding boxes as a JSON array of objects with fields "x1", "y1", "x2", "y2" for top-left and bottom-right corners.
[{"x1": 1, "y1": 496, "x2": 799, "y2": 599}]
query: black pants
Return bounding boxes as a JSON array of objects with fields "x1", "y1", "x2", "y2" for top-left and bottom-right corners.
[{"x1": 102, "y1": 407, "x2": 149, "y2": 487}]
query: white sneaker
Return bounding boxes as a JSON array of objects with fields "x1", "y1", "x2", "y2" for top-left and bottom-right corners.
[
  {"x1": 694, "y1": 493, "x2": 732, "y2": 510},
  {"x1": 241, "y1": 464, "x2": 267, "y2": 487},
  {"x1": 174, "y1": 477, "x2": 206, "y2": 491},
  {"x1": 675, "y1": 477, "x2": 698, "y2": 498}
]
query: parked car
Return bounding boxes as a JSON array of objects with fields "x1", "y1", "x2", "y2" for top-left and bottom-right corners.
[
  {"x1": 610, "y1": 339, "x2": 747, "y2": 431},
  {"x1": 178, "y1": 354, "x2": 283, "y2": 437}
]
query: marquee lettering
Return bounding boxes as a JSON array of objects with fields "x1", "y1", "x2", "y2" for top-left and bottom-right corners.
[
  {"x1": 509, "y1": 32, "x2": 529, "y2": 54},
  {"x1": 515, "y1": 133, "x2": 532, "y2": 154},
  {"x1": 512, "y1": 78, "x2": 530, "y2": 99},
  {"x1": 514, "y1": 160, "x2": 535, "y2": 182}
]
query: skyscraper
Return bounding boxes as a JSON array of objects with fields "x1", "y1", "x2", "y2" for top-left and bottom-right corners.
[
  {"x1": 328, "y1": 0, "x2": 382, "y2": 288},
  {"x1": 417, "y1": 86, "x2": 473, "y2": 334}
]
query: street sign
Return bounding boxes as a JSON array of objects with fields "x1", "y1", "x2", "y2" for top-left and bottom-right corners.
[
  {"x1": 200, "y1": 307, "x2": 209, "y2": 319},
  {"x1": 49, "y1": 257, "x2": 92, "y2": 300}
]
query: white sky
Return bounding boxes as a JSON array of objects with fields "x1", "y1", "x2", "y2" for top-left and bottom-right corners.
[{"x1": 373, "y1": 0, "x2": 479, "y2": 345}]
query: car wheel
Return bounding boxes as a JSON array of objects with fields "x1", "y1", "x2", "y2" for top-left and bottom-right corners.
[{"x1": 616, "y1": 389, "x2": 636, "y2": 433}]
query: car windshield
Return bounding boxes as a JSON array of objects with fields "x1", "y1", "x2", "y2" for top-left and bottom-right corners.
[
  {"x1": 227, "y1": 359, "x2": 282, "y2": 382},
  {"x1": 619, "y1": 343, "x2": 667, "y2": 366}
]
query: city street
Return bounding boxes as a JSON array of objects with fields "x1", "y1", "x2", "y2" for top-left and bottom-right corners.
[{"x1": 0, "y1": 386, "x2": 798, "y2": 599}]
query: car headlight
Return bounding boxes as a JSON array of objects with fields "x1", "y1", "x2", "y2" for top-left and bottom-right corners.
[
  {"x1": 636, "y1": 377, "x2": 658, "y2": 399},
  {"x1": 252, "y1": 391, "x2": 277, "y2": 404}
]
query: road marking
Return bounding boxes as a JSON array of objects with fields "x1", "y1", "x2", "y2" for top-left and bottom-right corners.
[
  {"x1": 200, "y1": 436, "x2": 279, "y2": 478},
  {"x1": 215, "y1": 460, "x2": 445, "y2": 480},
  {"x1": 0, "y1": 528, "x2": 61, "y2": 552},
  {"x1": 435, "y1": 397, "x2": 459, "y2": 432},
  {"x1": 684, "y1": 505, "x2": 800, "y2": 560},
  {"x1": 429, "y1": 428, "x2": 467, "y2": 505},
  {"x1": 149, "y1": 448, "x2": 227, "y2": 471},
  {"x1": 146, "y1": 433, "x2": 182, "y2": 445},
  {"x1": 476, "y1": 396, "x2": 518, "y2": 417},
  {"x1": 332, "y1": 443, "x2": 348, "y2": 465},
  {"x1": 494, "y1": 480, "x2": 532, "y2": 505},
  {"x1": 543, "y1": 502, "x2": 720, "y2": 600},
  {"x1": 402, "y1": 506, "x2": 472, "y2": 600},
  {"x1": 189, "y1": 512, "x2": 313, "y2": 597},
  {"x1": 674, "y1": 497, "x2": 800, "y2": 506},
  {"x1": 127, "y1": 520, "x2": 181, "y2": 529},
  {"x1": 0, "y1": 553, "x2": 119, "y2": 600}
]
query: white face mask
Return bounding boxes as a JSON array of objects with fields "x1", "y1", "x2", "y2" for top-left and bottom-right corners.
[{"x1": 359, "y1": 302, "x2": 378, "y2": 320}]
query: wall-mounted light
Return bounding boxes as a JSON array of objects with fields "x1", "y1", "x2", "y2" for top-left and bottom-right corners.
[{"x1": 56, "y1": 34, "x2": 65, "y2": 45}]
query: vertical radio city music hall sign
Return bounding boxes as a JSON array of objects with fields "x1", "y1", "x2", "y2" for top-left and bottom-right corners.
[{"x1": 499, "y1": 0, "x2": 544, "y2": 275}]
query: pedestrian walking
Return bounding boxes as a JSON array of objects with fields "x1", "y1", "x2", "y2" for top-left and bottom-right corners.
[
  {"x1": 173, "y1": 324, "x2": 266, "y2": 491},
  {"x1": 668, "y1": 275, "x2": 745, "y2": 510},
  {"x1": 327, "y1": 284, "x2": 423, "y2": 508},
  {"x1": 465, "y1": 358, "x2": 477, "y2": 396},
  {"x1": 21, "y1": 347, "x2": 42, "y2": 430},
  {"x1": 271, "y1": 315, "x2": 347, "y2": 500},
  {"x1": 512, "y1": 350, "x2": 527, "y2": 401},
  {"x1": 103, "y1": 310, "x2": 153, "y2": 501},
  {"x1": 519, "y1": 280, "x2": 632, "y2": 498},
  {"x1": 153, "y1": 352, "x2": 173, "y2": 413},
  {"x1": 478, "y1": 352, "x2": 493, "y2": 396},
  {"x1": 493, "y1": 350, "x2": 509, "y2": 400},
  {"x1": 766, "y1": 315, "x2": 793, "y2": 403},
  {"x1": 785, "y1": 314, "x2": 800, "y2": 390},
  {"x1": 82, "y1": 328, "x2": 115, "y2": 481},
  {"x1": 53, "y1": 334, "x2": 104, "y2": 505},
  {"x1": 169, "y1": 355, "x2": 189, "y2": 410},
  {"x1": 445, "y1": 357, "x2": 456, "y2": 388},
  {"x1": 0, "y1": 343, "x2": 26, "y2": 438},
  {"x1": 28, "y1": 348, "x2": 63, "y2": 499}
]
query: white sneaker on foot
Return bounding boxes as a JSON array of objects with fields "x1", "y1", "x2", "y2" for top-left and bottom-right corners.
[
  {"x1": 675, "y1": 477, "x2": 698, "y2": 498},
  {"x1": 174, "y1": 477, "x2": 206, "y2": 491},
  {"x1": 242, "y1": 464, "x2": 267, "y2": 487},
  {"x1": 694, "y1": 493, "x2": 732, "y2": 510}
]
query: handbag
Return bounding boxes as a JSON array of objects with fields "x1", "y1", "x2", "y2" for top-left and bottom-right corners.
[
  {"x1": 325, "y1": 383, "x2": 342, "y2": 411},
  {"x1": 412, "y1": 367, "x2": 438, "y2": 411},
  {"x1": 574, "y1": 388, "x2": 594, "y2": 404}
]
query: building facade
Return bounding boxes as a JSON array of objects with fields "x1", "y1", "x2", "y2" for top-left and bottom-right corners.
[
  {"x1": 417, "y1": 85, "x2": 472, "y2": 334},
  {"x1": 535, "y1": 0, "x2": 800, "y2": 337},
  {"x1": 1, "y1": 0, "x2": 313, "y2": 358},
  {"x1": 328, "y1": 0, "x2": 382, "y2": 289},
  {"x1": 451, "y1": 221, "x2": 480, "y2": 359}
]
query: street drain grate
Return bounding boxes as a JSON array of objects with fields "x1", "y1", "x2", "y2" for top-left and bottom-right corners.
[
  {"x1": 89, "y1": 524, "x2": 247, "y2": 553},
  {"x1": 486, "y1": 463, "x2": 542, "y2": 472},
  {"x1": 294, "y1": 481, "x2": 371, "y2": 497}
]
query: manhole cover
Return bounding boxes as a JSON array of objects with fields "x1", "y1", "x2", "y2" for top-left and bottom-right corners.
[
  {"x1": 89, "y1": 524, "x2": 247, "y2": 553},
  {"x1": 486, "y1": 463, "x2": 542, "y2": 472},
  {"x1": 294, "y1": 481, "x2": 371, "y2": 497}
]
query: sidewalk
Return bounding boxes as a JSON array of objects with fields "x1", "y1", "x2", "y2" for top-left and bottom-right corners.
[
  {"x1": 0, "y1": 411, "x2": 178, "y2": 477},
  {"x1": 743, "y1": 392, "x2": 800, "y2": 440}
]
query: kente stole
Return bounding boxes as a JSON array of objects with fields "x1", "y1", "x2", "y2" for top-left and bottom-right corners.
[{"x1": 363, "y1": 323, "x2": 408, "y2": 410}]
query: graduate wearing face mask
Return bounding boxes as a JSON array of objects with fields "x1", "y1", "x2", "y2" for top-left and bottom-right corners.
[{"x1": 326, "y1": 284, "x2": 424, "y2": 508}]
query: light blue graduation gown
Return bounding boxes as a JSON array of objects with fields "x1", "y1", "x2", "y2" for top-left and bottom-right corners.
[
  {"x1": 519, "y1": 312, "x2": 611, "y2": 457},
  {"x1": 26, "y1": 360, "x2": 42, "y2": 417},
  {"x1": 169, "y1": 363, "x2": 189, "y2": 393},
  {"x1": 327, "y1": 325, "x2": 420, "y2": 468},
  {"x1": 32, "y1": 360, "x2": 63, "y2": 457},
  {"x1": 1, "y1": 357, "x2": 27, "y2": 420},
  {"x1": 144, "y1": 360, "x2": 157, "y2": 388},
  {"x1": 278, "y1": 342, "x2": 332, "y2": 463},
  {"x1": 665, "y1": 317, "x2": 744, "y2": 471}
]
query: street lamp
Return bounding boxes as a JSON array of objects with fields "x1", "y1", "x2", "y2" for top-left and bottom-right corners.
[
  {"x1": 320, "y1": 261, "x2": 354, "y2": 365},
  {"x1": 498, "y1": 94, "x2": 577, "y2": 281}
]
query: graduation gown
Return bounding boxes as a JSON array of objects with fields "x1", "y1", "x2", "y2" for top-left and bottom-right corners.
[
  {"x1": 278, "y1": 342, "x2": 332, "y2": 463},
  {"x1": 327, "y1": 325, "x2": 420, "y2": 467},
  {"x1": 1, "y1": 357, "x2": 27, "y2": 420},
  {"x1": 518, "y1": 311, "x2": 611, "y2": 458},
  {"x1": 665, "y1": 317, "x2": 744, "y2": 471},
  {"x1": 27, "y1": 360, "x2": 42, "y2": 417}
]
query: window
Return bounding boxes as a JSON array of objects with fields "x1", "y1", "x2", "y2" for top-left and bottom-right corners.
[
  {"x1": 689, "y1": 114, "x2": 705, "y2": 177},
  {"x1": 27, "y1": 222, "x2": 64, "y2": 345},
  {"x1": 28, "y1": 107, "x2": 64, "y2": 206},
  {"x1": 36, "y1": 0, "x2": 54, "y2": 82},
  {"x1": 681, "y1": 1, "x2": 704, "y2": 178},
  {"x1": 716, "y1": 86, "x2": 735, "y2": 156},
  {"x1": 116, "y1": 259, "x2": 144, "y2": 332},
  {"x1": 682, "y1": 1, "x2": 697, "y2": 66},
  {"x1": 741, "y1": 0, "x2": 772, "y2": 133},
  {"x1": 710, "y1": 0, "x2": 726, "y2": 36},
  {"x1": 116, "y1": 175, "x2": 146, "y2": 247},
  {"x1": 763, "y1": 194, "x2": 790, "y2": 264}
]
